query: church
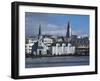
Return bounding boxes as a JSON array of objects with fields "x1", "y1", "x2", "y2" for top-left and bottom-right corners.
[
  {"x1": 31, "y1": 21, "x2": 75, "y2": 56},
  {"x1": 31, "y1": 25, "x2": 49, "y2": 55},
  {"x1": 51, "y1": 21, "x2": 75, "y2": 55}
]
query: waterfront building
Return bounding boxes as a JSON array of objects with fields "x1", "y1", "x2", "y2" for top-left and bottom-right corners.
[
  {"x1": 31, "y1": 25, "x2": 49, "y2": 55},
  {"x1": 25, "y1": 38, "x2": 37, "y2": 54},
  {"x1": 43, "y1": 37, "x2": 53, "y2": 46},
  {"x1": 25, "y1": 20, "x2": 89, "y2": 56},
  {"x1": 25, "y1": 43, "x2": 34, "y2": 54},
  {"x1": 52, "y1": 43, "x2": 75, "y2": 55}
]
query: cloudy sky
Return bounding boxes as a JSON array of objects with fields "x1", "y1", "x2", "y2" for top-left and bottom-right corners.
[{"x1": 25, "y1": 12, "x2": 89, "y2": 37}]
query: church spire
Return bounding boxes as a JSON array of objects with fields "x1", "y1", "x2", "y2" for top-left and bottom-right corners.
[
  {"x1": 39, "y1": 24, "x2": 41, "y2": 35},
  {"x1": 38, "y1": 24, "x2": 41, "y2": 39},
  {"x1": 66, "y1": 21, "x2": 72, "y2": 38}
]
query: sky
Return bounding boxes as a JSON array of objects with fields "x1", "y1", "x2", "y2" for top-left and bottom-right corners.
[{"x1": 25, "y1": 12, "x2": 89, "y2": 37}]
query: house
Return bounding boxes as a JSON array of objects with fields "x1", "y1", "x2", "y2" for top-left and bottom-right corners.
[
  {"x1": 52, "y1": 43, "x2": 75, "y2": 55},
  {"x1": 25, "y1": 38, "x2": 37, "y2": 54},
  {"x1": 43, "y1": 37, "x2": 53, "y2": 46}
]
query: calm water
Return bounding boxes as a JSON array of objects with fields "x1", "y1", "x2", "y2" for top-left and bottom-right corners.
[{"x1": 25, "y1": 56, "x2": 89, "y2": 68}]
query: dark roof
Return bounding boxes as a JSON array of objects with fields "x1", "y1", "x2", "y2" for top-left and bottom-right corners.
[
  {"x1": 38, "y1": 46, "x2": 43, "y2": 49},
  {"x1": 32, "y1": 41, "x2": 44, "y2": 51},
  {"x1": 51, "y1": 42, "x2": 68, "y2": 46},
  {"x1": 32, "y1": 42, "x2": 38, "y2": 51}
]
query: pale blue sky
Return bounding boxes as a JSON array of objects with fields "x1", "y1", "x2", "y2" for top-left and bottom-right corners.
[{"x1": 25, "y1": 12, "x2": 89, "y2": 37}]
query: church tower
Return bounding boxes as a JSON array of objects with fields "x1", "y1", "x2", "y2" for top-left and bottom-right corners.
[
  {"x1": 66, "y1": 21, "x2": 72, "y2": 38},
  {"x1": 65, "y1": 21, "x2": 72, "y2": 43},
  {"x1": 38, "y1": 24, "x2": 42, "y2": 39}
]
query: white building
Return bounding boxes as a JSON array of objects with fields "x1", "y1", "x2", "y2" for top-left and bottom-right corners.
[
  {"x1": 25, "y1": 43, "x2": 34, "y2": 54},
  {"x1": 52, "y1": 43, "x2": 75, "y2": 55},
  {"x1": 26, "y1": 21, "x2": 76, "y2": 56},
  {"x1": 43, "y1": 37, "x2": 53, "y2": 46},
  {"x1": 36, "y1": 38, "x2": 49, "y2": 55},
  {"x1": 25, "y1": 38, "x2": 37, "y2": 54}
]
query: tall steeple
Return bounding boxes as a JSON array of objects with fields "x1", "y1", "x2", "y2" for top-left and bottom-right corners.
[
  {"x1": 38, "y1": 24, "x2": 41, "y2": 39},
  {"x1": 66, "y1": 21, "x2": 72, "y2": 38}
]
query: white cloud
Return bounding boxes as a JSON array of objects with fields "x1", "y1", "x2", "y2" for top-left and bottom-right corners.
[
  {"x1": 42, "y1": 30, "x2": 66, "y2": 36},
  {"x1": 72, "y1": 30, "x2": 89, "y2": 37}
]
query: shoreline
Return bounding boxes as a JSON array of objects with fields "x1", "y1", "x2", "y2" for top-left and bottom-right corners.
[
  {"x1": 25, "y1": 56, "x2": 89, "y2": 68},
  {"x1": 26, "y1": 54, "x2": 89, "y2": 58}
]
